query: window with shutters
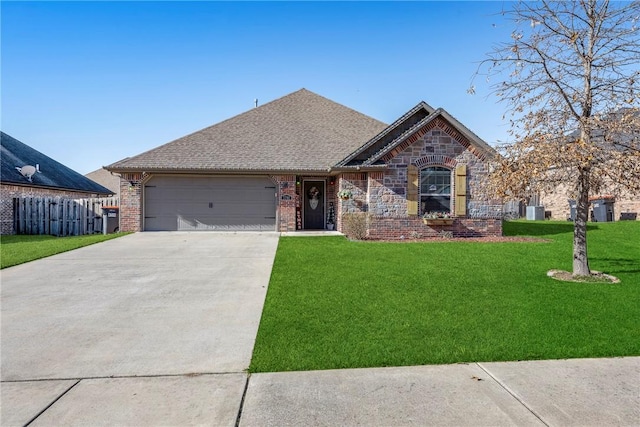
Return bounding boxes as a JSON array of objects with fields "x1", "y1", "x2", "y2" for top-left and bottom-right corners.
[{"x1": 420, "y1": 167, "x2": 451, "y2": 214}]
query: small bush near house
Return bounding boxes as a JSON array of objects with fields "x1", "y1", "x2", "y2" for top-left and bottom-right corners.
[
  {"x1": 1, "y1": 233, "x2": 127, "y2": 269},
  {"x1": 341, "y1": 212, "x2": 370, "y2": 240}
]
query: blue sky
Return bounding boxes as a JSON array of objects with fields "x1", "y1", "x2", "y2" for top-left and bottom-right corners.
[{"x1": 2, "y1": 1, "x2": 514, "y2": 174}]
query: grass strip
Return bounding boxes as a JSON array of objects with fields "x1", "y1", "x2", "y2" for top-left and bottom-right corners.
[
  {"x1": 250, "y1": 221, "x2": 639, "y2": 372},
  {"x1": 1, "y1": 233, "x2": 128, "y2": 268}
]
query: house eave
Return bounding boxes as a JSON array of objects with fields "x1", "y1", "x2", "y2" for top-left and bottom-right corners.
[
  {"x1": 105, "y1": 166, "x2": 340, "y2": 176},
  {"x1": 329, "y1": 165, "x2": 388, "y2": 173},
  {"x1": 105, "y1": 164, "x2": 390, "y2": 177}
]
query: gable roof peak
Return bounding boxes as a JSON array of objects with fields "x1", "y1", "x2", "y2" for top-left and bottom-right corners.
[
  {"x1": 336, "y1": 100, "x2": 435, "y2": 166},
  {"x1": 338, "y1": 104, "x2": 497, "y2": 167},
  {"x1": 363, "y1": 108, "x2": 496, "y2": 164},
  {"x1": 106, "y1": 89, "x2": 387, "y2": 172},
  {"x1": 417, "y1": 100, "x2": 436, "y2": 114}
]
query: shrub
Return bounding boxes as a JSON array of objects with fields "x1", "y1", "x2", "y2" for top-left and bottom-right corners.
[{"x1": 341, "y1": 213, "x2": 370, "y2": 240}]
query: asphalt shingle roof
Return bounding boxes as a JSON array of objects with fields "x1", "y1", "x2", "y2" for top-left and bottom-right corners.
[
  {"x1": 1, "y1": 132, "x2": 113, "y2": 195},
  {"x1": 85, "y1": 168, "x2": 121, "y2": 195},
  {"x1": 107, "y1": 89, "x2": 388, "y2": 173}
]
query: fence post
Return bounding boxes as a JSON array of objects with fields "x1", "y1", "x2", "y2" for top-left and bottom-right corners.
[
  {"x1": 36, "y1": 198, "x2": 43, "y2": 235},
  {"x1": 61, "y1": 199, "x2": 68, "y2": 236},
  {"x1": 12, "y1": 198, "x2": 19, "y2": 234},
  {"x1": 43, "y1": 197, "x2": 49, "y2": 235},
  {"x1": 51, "y1": 198, "x2": 60, "y2": 237}
]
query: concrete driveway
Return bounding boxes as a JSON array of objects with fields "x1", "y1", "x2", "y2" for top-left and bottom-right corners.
[{"x1": 1, "y1": 232, "x2": 279, "y2": 425}]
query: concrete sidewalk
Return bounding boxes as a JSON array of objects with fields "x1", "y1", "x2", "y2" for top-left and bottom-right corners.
[
  {"x1": 240, "y1": 357, "x2": 639, "y2": 426},
  {"x1": 2, "y1": 357, "x2": 638, "y2": 426}
]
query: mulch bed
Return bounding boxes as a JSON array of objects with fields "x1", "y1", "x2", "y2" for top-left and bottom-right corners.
[{"x1": 547, "y1": 269, "x2": 620, "y2": 283}]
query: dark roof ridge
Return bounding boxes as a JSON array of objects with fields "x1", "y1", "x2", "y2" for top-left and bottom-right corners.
[
  {"x1": 364, "y1": 108, "x2": 497, "y2": 165},
  {"x1": 336, "y1": 100, "x2": 434, "y2": 166},
  {"x1": 363, "y1": 112, "x2": 440, "y2": 165}
]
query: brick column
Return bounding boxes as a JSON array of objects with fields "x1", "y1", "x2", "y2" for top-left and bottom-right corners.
[
  {"x1": 119, "y1": 173, "x2": 144, "y2": 232},
  {"x1": 271, "y1": 175, "x2": 296, "y2": 232}
]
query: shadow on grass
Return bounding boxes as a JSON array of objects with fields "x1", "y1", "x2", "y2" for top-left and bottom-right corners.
[
  {"x1": 504, "y1": 221, "x2": 598, "y2": 236},
  {"x1": 591, "y1": 258, "x2": 640, "y2": 275}
]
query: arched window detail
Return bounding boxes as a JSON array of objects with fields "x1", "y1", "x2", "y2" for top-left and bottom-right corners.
[{"x1": 420, "y1": 166, "x2": 451, "y2": 214}]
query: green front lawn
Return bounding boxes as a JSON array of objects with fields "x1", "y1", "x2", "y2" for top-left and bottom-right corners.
[
  {"x1": 250, "y1": 221, "x2": 640, "y2": 372},
  {"x1": 1, "y1": 233, "x2": 127, "y2": 269}
]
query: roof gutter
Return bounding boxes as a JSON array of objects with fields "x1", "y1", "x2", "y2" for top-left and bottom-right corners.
[
  {"x1": 105, "y1": 165, "x2": 388, "y2": 176},
  {"x1": 328, "y1": 165, "x2": 388, "y2": 173},
  {"x1": 1, "y1": 180, "x2": 114, "y2": 197}
]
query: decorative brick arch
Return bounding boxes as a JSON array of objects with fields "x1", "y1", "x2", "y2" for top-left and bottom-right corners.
[
  {"x1": 414, "y1": 155, "x2": 458, "y2": 169},
  {"x1": 379, "y1": 116, "x2": 488, "y2": 163}
]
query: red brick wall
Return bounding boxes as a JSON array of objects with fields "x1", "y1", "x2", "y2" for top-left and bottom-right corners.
[
  {"x1": 367, "y1": 217, "x2": 502, "y2": 240},
  {"x1": 118, "y1": 173, "x2": 143, "y2": 232},
  {"x1": 271, "y1": 175, "x2": 297, "y2": 232}
]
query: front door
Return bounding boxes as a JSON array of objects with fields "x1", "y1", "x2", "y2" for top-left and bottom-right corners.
[{"x1": 303, "y1": 181, "x2": 325, "y2": 229}]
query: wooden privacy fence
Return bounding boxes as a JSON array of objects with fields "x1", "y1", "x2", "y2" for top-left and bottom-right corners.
[{"x1": 13, "y1": 197, "x2": 119, "y2": 236}]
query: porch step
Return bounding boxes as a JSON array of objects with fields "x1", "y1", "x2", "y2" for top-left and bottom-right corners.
[{"x1": 280, "y1": 231, "x2": 344, "y2": 237}]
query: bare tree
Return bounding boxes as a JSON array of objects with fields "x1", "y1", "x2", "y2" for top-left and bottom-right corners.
[{"x1": 472, "y1": 0, "x2": 640, "y2": 277}]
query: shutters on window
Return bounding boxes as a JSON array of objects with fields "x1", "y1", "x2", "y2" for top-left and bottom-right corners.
[
  {"x1": 455, "y1": 164, "x2": 467, "y2": 217},
  {"x1": 407, "y1": 164, "x2": 418, "y2": 215}
]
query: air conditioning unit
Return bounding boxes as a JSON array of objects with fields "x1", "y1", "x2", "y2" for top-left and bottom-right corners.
[{"x1": 526, "y1": 206, "x2": 545, "y2": 221}]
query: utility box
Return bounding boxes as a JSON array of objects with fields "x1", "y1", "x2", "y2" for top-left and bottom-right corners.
[
  {"x1": 568, "y1": 200, "x2": 577, "y2": 221},
  {"x1": 504, "y1": 200, "x2": 526, "y2": 219},
  {"x1": 526, "y1": 206, "x2": 545, "y2": 221},
  {"x1": 101, "y1": 206, "x2": 119, "y2": 234},
  {"x1": 590, "y1": 198, "x2": 614, "y2": 222}
]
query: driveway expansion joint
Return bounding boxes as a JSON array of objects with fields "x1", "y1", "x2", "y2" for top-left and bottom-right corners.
[
  {"x1": 476, "y1": 362, "x2": 550, "y2": 427},
  {"x1": 234, "y1": 373, "x2": 251, "y2": 427},
  {"x1": 22, "y1": 379, "x2": 80, "y2": 427},
  {"x1": 1, "y1": 371, "x2": 248, "y2": 383}
]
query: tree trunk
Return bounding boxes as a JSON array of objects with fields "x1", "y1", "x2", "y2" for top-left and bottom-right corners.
[{"x1": 573, "y1": 167, "x2": 591, "y2": 277}]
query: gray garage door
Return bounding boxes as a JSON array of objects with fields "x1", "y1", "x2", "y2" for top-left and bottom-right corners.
[{"x1": 144, "y1": 176, "x2": 277, "y2": 231}]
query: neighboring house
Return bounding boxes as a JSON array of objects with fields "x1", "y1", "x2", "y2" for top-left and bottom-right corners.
[
  {"x1": 106, "y1": 89, "x2": 501, "y2": 238},
  {"x1": 86, "y1": 167, "x2": 121, "y2": 198},
  {"x1": 541, "y1": 186, "x2": 640, "y2": 221},
  {"x1": 1, "y1": 132, "x2": 114, "y2": 234},
  {"x1": 539, "y1": 111, "x2": 640, "y2": 221}
]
